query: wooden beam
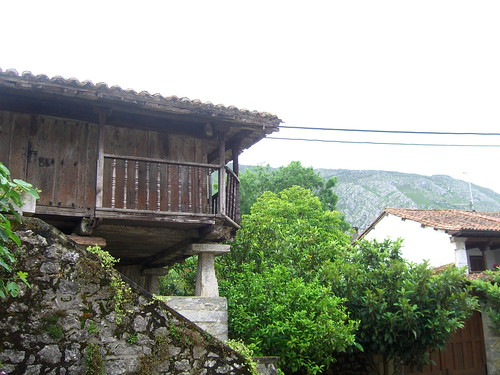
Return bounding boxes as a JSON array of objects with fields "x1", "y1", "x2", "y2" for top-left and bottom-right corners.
[
  {"x1": 142, "y1": 238, "x2": 195, "y2": 267},
  {"x1": 207, "y1": 129, "x2": 252, "y2": 163},
  {"x1": 218, "y1": 130, "x2": 226, "y2": 216},
  {"x1": 95, "y1": 109, "x2": 106, "y2": 209},
  {"x1": 68, "y1": 235, "x2": 107, "y2": 247}
]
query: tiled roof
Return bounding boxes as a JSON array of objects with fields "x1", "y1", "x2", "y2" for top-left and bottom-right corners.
[
  {"x1": 385, "y1": 208, "x2": 500, "y2": 233},
  {"x1": 0, "y1": 68, "x2": 282, "y2": 126}
]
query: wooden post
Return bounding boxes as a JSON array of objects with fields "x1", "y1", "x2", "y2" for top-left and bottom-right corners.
[
  {"x1": 95, "y1": 110, "x2": 106, "y2": 208},
  {"x1": 232, "y1": 143, "x2": 241, "y2": 223},
  {"x1": 218, "y1": 131, "x2": 226, "y2": 216}
]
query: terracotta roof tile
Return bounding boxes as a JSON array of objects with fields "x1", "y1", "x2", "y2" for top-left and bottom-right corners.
[
  {"x1": 385, "y1": 208, "x2": 500, "y2": 233},
  {"x1": 0, "y1": 68, "x2": 282, "y2": 126}
]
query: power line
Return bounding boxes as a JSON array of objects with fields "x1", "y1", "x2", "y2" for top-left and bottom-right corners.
[
  {"x1": 279, "y1": 125, "x2": 500, "y2": 136},
  {"x1": 267, "y1": 136, "x2": 500, "y2": 147}
]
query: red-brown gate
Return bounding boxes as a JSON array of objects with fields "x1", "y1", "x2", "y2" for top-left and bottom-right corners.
[{"x1": 405, "y1": 311, "x2": 487, "y2": 375}]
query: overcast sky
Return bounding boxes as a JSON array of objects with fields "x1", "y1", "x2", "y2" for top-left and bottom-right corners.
[{"x1": 2, "y1": 1, "x2": 500, "y2": 194}]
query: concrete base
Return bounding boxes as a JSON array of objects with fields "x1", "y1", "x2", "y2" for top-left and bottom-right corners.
[
  {"x1": 166, "y1": 296, "x2": 228, "y2": 342},
  {"x1": 254, "y1": 357, "x2": 280, "y2": 375}
]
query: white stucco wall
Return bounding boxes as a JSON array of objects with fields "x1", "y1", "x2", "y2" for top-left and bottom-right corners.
[
  {"x1": 484, "y1": 248, "x2": 500, "y2": 269},
  {"x1": 363, "y1": 214, "x2": 458, "y2": 268}
]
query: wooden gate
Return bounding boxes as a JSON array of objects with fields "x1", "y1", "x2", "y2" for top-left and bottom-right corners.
[{"x1": 405, "y1": 311, "x2": 487, "y2": 375}]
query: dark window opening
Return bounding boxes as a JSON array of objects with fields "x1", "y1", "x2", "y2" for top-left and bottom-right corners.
[{"x1": 469, "y1": 255, "x2": 485, "y2": 273}]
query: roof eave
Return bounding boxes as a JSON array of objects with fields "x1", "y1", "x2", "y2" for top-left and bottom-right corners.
[{"x1": 0, "y1": 69, "x2": 283, "y2": 129}]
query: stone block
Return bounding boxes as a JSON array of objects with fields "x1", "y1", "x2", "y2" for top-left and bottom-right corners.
[{"x1": 166, "y1": 297, "x2": 228, "y2": 341}]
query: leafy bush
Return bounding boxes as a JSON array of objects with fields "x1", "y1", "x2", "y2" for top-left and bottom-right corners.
[
  {"x1": 221, "y1": 264, "x2": 357, "y2": 375},
  {"x1": 159, "y1": 256, "x2": 197, "y2": 296},
  {"x1": 328, "y1": 239, "x2": 478, "y2": 372},
  {"x1": 0, "y1": 162, "x2": 39, "y2": 299},
  {"x1": 472, "y1": 268, "x2": 500, "y2": 333}
]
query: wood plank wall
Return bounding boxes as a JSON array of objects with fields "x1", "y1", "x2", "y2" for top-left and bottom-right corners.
[{"x1": 0, "y1": 110, "x2": 98, "y2": 214}]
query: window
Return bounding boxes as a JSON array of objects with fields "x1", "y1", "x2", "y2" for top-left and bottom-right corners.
[{"x1": 469, "y1": 255, "x2": 485, "y2": 272}]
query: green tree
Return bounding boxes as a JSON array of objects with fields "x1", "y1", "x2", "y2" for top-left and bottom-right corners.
[
  {"x1": 218, "y1": 187, "x2": 357, "y2": 374},
  {"x1": 239, "y1": 161, "x2": 341, "y2": 215},
  {"x1": 327, "y1": 239, "x2": 478, "y2": 374},
  {"x1": 220, "y1": 265, "x2": 357, "y2": 375},
  {"x1": 0, "y1": 162, "x2": 39, "y2": 298},
  {"x1": 219, "y1": 186, "x2": 350, "y2": 280},
  {"x1": 471, "y1": 267, "x2": 500, "y2": 333}
]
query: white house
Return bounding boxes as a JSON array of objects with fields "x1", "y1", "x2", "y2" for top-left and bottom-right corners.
[
  {"x1": 359, "y1": 208, "x2": 500, "y2": 375},
  {"x1": 359, "y1": 208, "x2": 500, "y2": 273}
]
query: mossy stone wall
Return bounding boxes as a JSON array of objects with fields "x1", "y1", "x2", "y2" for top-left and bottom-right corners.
[{"x1": 0, "y1": 218, "x2": 252, "y2": 375}]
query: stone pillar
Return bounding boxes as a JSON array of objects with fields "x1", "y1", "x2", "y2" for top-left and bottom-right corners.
[
  {"x1": 196, "y1": 252, "x2": 219, "y2": 297},
  {"x1": 142, "y1": 267, "x2": 168, "y2": 295},
  {"x1": 186, "y1": 243, "x2": 230, "y2": 297},
  {"x1": 452, "y1": 238, "x2": 469, "y2": 272},
  {"x1": 116, "y1": 265, "x2": 168, "y2": 294}
]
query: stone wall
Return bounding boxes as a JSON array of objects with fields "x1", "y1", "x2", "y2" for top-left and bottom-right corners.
[{"x1": 0, "y1": 218, "x2": 253, "y2": 375}]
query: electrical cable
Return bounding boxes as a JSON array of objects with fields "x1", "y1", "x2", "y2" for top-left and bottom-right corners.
[
  {"x1": 279, "y1": 125, "x2": 500, "y2": 136},
  {"x1": 267, "y1": 136, "x2": 500, "y2": 147}
]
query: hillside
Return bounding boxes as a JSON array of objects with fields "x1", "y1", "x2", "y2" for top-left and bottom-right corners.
[{"x1": 317, "y1": 169, "x2": 500, "y2": 231}]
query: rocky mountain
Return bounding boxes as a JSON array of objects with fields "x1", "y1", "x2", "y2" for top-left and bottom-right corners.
[{"x1": 318, "y1": 169, "x2": 500, "y2": 231}]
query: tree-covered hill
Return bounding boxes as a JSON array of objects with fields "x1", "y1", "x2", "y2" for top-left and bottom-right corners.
[{"x1": 318, "y1": 169, "x2": 500, "y2": 230}]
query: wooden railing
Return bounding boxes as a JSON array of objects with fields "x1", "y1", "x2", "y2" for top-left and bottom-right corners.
[
  {"x1": 225, "y1": 167, "x2": 240, "y2": 222},
  {"x1": 211, "y1": 166, "x2": 240, "y2": 223},
  {"x1": 99, "y1": 154, "x2": 239, "y2": 222}
]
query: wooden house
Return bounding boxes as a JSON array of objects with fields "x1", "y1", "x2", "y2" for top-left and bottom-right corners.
[{"x1": 0, "y1": 68, "x2": 281, "y2": 292}]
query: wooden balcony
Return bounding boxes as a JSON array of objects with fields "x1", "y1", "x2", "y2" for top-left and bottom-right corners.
[{"x1": 67, "y1": 154, "x2": 242, "y2": 267}]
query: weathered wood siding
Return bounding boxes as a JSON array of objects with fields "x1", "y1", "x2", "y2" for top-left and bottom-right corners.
[{"x1": 0, "y1": 110, "x2": 98, "y2": 215}]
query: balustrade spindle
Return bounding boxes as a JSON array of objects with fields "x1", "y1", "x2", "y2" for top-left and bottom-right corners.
[
  {"x1": 123, "y1": 160, "x2": 128, "y2": 208},
  {"x1": 156, "y1": 163, "x2": 161, "y2": 211},
  {"x1": 167, "y1": 165, "x2": 172, "y2": 211},
  {"x1": 197, "y1": 167, "x2": 203, "y2": 213},
  {"x1": 188, "y1": 166, "x2": 193, "y2": 212},
  {"x1": 134, "y1": 160, "x2": 139, "y2": 208},
  {"x1": 111, "y1": 158, "x2": 117, "y2": 208},
  {"x1": 178, "y1": 167, "x2": 182, "y2": 211},
  {"x1": 146, "y1": 162, "x2": 150, "y2": 210}
]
